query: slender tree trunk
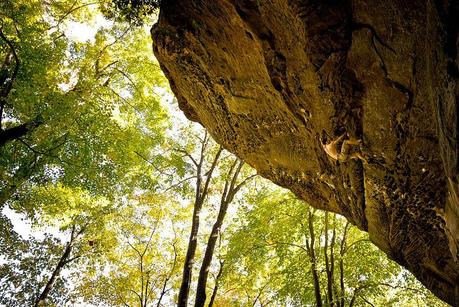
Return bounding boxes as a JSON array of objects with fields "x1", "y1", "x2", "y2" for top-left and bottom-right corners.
[
  {"x1": 34, "y1": 224, "x2": 84, "y2": 307},
  {"x1": 178, "y1": 194, "x2": 204, "y2": 307},
  {"x1": 194, "y1": 201, "x2": 227, "y2": 307},
  {"x1": 207, "y1": 261, "x2": 224, "y2": 307},
  {"x1": 306, "y1": 210, "x2": 322, "y2": 307},
  {"x1": 195, "y1": 160, "x2": 243, "y2": 307},
  {"x1": 324, "y1": 212, "x2": 335, "y2": 307},
  {"x1": 157, "y1": 242, "x2": 178, "y2": 307},
  {"x1": 330, "y1": 221, "x2": 337, "y2": 306},
  {"x1": 338, "y1": 257, "x2": 345, "y2": 307},
  {"x1": 34, "y1": 241, "x2": 72, "y2": 307},
  {"x1": 140, "y1": 255, "x2": 145, "y2": 307},
  {"x1": 177, "y1": 145, "x2": 222, "y2": 307},
  {"x1": 339, "y1": 222, "x2": 350, "y2": 307}
]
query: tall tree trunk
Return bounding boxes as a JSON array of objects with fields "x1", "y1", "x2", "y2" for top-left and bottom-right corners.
[
  {"x1": 34, "y1": 239, "x2": 73, "y2": 306},
  {"x1": 0, "y1": 29, "x2": 20, "y2": 132},
  {"x1": 194, "y1": 201, "x2": 228, "y2": 307},
  {"x1": 34, "y1": 225, "x2": 83, "y2": 306},
  {"x1": 324, "y1": 212, "x2": 334, "y2": 306},
  {"x1": 177, "y1": 143, "x2": 222, "y2": 307},
  {"x1": 305, "y1": 210, "x2": 322, "y2": 307},
  {"x1": 178, "y1": 197, "x2": 203, "y2": 306},
  {"x1": 157, "y1": 242, "x2": 178, "y2": 307},
  {"x1": 1, "y1": 30, "x2": 57, "y2": 148},
  {"x1": 330, "y1": 219, "x2": 337, "y2": 306},
  {"x1": 339, "y1": 222, "x2": 350, "y2": 307},
  {"x1": 195, "y1": 160, "x2": 244, "y2": 307}
]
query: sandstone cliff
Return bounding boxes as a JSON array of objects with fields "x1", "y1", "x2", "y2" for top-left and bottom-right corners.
[{"x1": 151, "y1": 0, "x2": 459, "y2": 304}]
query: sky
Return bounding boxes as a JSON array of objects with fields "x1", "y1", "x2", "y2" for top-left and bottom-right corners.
[{"x1": 64, "y1": 13, "x2": 113, "y2": 43}]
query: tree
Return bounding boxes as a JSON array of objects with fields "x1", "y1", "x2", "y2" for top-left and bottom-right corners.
[
  {"x1": 0, "y1": 1, "x2": 450, "y2": 306},
  {"x1": 222, "y1": 189, "x2": 447, "y2": 306},
  {"x1": 34, "y1": 224, "x2": 86, "y2": 307},
  {"x1": 0, "y1": 3, "x2": 170, "y2": 303},
  {"x1": 0, "y1": 0, "x2": 168, "y2": 209},
  {"x1": 99, "y1": 0, "x2": 161, "y2": 25},
  {"x1": 0, "y1": 184, "x2": 115, "y2": 306},
  {"x1": 167, "y1": 125, "x2": 257, "y2": 307},
  {"x1": 176, "y1": 131, "x2": 223, "y2": 307},
  {"x1": 75, "y1": 193, "x2": 186, "y2": 306},
  {"x1": 194, "y1": 158, "x2": 256, "y2": 306},
  {"x1": 0, "y1": 214, "x2": 69, "y2": 306}
]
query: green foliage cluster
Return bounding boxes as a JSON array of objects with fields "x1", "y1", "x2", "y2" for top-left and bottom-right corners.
[
  {"x1": 0, "y1": 214, "x2": 69, "y2": 306},
  {"x1": 221, "y1": 190, "x2": 445, "y2": 306},
  {"x1": 75, "y1": 193, "x2": 185, "y2": 306},
  {"x1": 0, "y1": 0, "x2": 168, "y2": 305},
  {"x1": 100, "y1": 0, "x2": 162, "y2": 25},
  {"x1": 0, "y1": 0, "x2": 168, "y2": 204}
]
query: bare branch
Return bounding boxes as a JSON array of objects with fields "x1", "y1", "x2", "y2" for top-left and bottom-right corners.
[
  {"x1": 141, "y1": 224, "x2": 158, "y2": 258},
  {"x1": 107, "y1": 86, "x2": 142, "y2": 114},
  {"x1": 360, "y1": 296, "x2": 375, "y2": 307},
  {"x1": 156, "y1": 242, "x2": 178, "y2": 307},
  {"x1": 96, "y1": 60, "x2": 119, "y2": 77},
  {"x1": 200, "y1": 146, "x2": 223, "y2": 202},
  {"x1": 63, "y1": 254, "x2": 82, "y2": 265},
  {"x1": 162, "y1": 175, "x2": 197, "y2": 193},
  {"x1": 114, "y1": 68, "x2": 140, "y2": 92},
  {"x1": 343, "y1": 238, "x2": 371, "y2": 255},
  {"x1": 125, "y1": 238, "x2": 143, "y2": 259},
  {"x1": 175, "y1": 148, "x2": 199, "y2": 168},
  {"x1": 128, "y1": 289, "x2": 143, "y2": 304},
  {"x1": 0, "y1": 27, "x2": 20, "y2": 95},
  {"x1": 18, "y1": 133, "x2": 67, "y2": 158},
  {"x1": 252, "y1": 279, "x2": 271, "y2": 307},
  {"x1": 51, "y1": 1, "x2": 99, "y2": 30},
  {"x1": 133, "y1": 150, "x2": 166, "y2": 175},
  {"x1": 95, "y1": 25, "x2": 133, "y2": 69}
]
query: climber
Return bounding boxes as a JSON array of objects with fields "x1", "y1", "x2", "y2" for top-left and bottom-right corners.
[{"x1": 321, "y1": 132, "x2": 368, "y2": 163}]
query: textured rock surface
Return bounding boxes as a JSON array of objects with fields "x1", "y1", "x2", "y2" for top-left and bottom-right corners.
[{"x1": 151, "y1": 0, "x2": 459, "y2": 304}]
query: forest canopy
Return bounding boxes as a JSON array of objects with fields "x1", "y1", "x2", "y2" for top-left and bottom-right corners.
[{"x1": 0, "y1": 0, "x2": 449, "y2": 306}]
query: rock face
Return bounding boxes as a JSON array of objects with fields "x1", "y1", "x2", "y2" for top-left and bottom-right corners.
[{"x1": 151, "y1": 0, "x2": 459, "y2": 304}]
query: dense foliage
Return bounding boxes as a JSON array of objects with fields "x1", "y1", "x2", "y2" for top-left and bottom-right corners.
[
  {"x1": 100, "y1": 0, "x2": 161, "y2": 25},
  {"x1": 221, "y1": 191, "x2": 443, "y2": 306},
  {"x1": 0, "y1": 1, "x2": 448, "y2": 306}
]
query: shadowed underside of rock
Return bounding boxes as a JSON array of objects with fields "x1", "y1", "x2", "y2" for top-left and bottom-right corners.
[{"x1": 151, "y1": 0, "x2": 459, "y2": 304}]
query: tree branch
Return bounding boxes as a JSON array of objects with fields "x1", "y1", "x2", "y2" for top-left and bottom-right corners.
[
  {"x1": 156, "y1": 242, "x2": 178, "y2": 307},
  {"x1": 232, "y1": 173, "x2": 257, "y2": 198},
  {"x1": 162, "y1": 175, "x2": 197, "y2": 193},
  {"x1": 199, "y1": 146, "x2": 223, "y2": 202},
  {"x1": 52, "y1": 1, "x2": 99, "y2": 30},
  {"x1": 175, "y1": 148, "x2": 199, "y2": 168},
  {"x1": 0, "y1": 27, "x2": 20, "y2": 96},
  {"x1": 263, "y1": 239, "x2": 309, "y2": 254},
  {"x1": 0, "y1": 118, "x2": 42, "y2": 147}
]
